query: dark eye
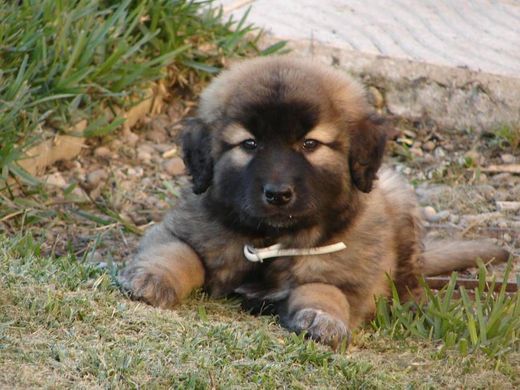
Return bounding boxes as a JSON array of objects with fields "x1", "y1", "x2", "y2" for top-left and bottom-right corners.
[
  {"x1": 241, "y1": 139, "x2": 257, "y2": 151},
  {"x1": 302, "y1": 139, "x2": 320, "y2": 152}
]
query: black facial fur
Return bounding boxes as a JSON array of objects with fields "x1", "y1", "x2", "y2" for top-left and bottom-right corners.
[
  {"x1": 236, "y1": 100, "x2": 319, "y2": 143},
  {"x1": 205, "y1": 99, "x2": 349, "y2": 238}
]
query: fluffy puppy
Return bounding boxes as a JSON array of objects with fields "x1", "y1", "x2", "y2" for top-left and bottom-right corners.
[{"x1": 119, "y1": 56, "x2": 509, "y2": 348}]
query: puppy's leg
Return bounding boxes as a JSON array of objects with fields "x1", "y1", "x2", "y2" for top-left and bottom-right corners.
[
  {"x1": 282, "y1": 283, "x2": 351, "y2": 349},
  {"x1": 119, "y1": 226, "x2": 205, "y2": 309}
]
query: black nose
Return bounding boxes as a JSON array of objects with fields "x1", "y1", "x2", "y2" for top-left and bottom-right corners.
[{"x1": 263, "y1": 184, "x2": 294, "y2": 206}]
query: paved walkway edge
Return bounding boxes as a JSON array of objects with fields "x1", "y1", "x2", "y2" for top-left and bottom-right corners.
[{"x1": 264, "y1": 37, "x2": 520, "y2": 132}]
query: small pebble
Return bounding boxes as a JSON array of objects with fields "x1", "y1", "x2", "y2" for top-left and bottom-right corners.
[
  {"x1": 110, "y1": 139, "x2": 123, "y2": 151},
  {"x1": 86, "y1": 169, "x2": 108, "y2": 188},
  {"x1": 422, "y1": 141, "x2": 436, "y2": 151},
  {"x1": 460, "y1": 212, "x2": 502, "y2": 225},
  {"x1": 490, "y1": 173, "x2": 512, "y2": 184},
  {"x1": 137, "y1": 144, "x2": 155, "y2": 154},
  {"x1": 443, "y1": 143, "x2": 454, "y2": 152},
  {"x1": 422, "y1": 206, "x2": 437, "y2": 222},
  {"x1": 475, "y1": 184, "x2": 496, "y2": 201},
  {"x1": 496, "y1": 201, "x2": 520, "y2": 212},
  {"x1": 501, "y1": 154, "x2": 516, "y2": 164},
  {"x1": 433, "y1": 210, "x2": 450, "y2": 222},
  {"x1": 94, "y1": 146, "x2": 112, "y2": 159},
  {"x1": 137, "y1": 150, "x2": 152, "y2": 164},
  {"x1": 410, "y1": 147, "x2": 424, "y2": 157},
  {"x1": 45, "y1": 172, "x2": 67, "y2": 188},
  {"x1": 422, "y1": 207, "x2": 450, "y2": 222},
  {"x1": 163, "y1": 157, "x2": 185, "y2": 176},
  {"x1": 434, "y1": 147, "x2": 446, "y2": 158},
  {"x1": 145, "y1": 128, "x2": 168, "y2": 143},
  {"x1": 126, "y1": 167, "x2": 144, "y2": 178},
  {"x1": 496, "y1": 219, "x2": 508, "y2": 229},
  {"x1": 423, "y1": 154, "x2": 435, "y2": 163},
  {"x1": 449, "y1": 214, "x2": 460, "y2": 224},
  {"x1": 153, "y1": 144, "x2": 172, "y2": 153},
  {"x1": 503, "y1": 233, "x2": 512, "y2": 243},
  {"x1": 123, "y1": 129, "x2": 139, "y2": 146}
]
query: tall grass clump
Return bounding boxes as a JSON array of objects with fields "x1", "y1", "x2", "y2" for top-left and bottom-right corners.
[
  {"x1": 373, "y1": 262, "x2": 520, "y2": 358},
  {"x1": 0, "y1": 0, "x2": 281, "y2": 184}
]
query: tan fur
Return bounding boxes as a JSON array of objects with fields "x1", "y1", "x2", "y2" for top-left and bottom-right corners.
[
  {"x1": 304, "y1": 124, "x2": 340, "y2": 144},
  {"x1": 221, "y1": 124, "x2": 254, "y2": 144},
  {"x1": 422, "y1": 240, "x2": 509, "y2": 276},
  {"x1": 120, "y1": 238, "x2": 205, "y2": 308},
  {"x1": 199, "y1": 56, "x2": 367, "y2": 126},
  {"x1": 119, "y1": 56, "x2": 509, "y2": 348},
  {"x1": 218, "y1": 147, "x2": 252, "y2": 168},
  {"x1": 303, "y1": 145, "x2": 343, "y2": 168}
]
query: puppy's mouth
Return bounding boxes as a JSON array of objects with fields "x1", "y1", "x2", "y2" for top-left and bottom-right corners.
[
  {"x1": 262, "y1": 214, "x2": 299, "y2": 228},
  {"x1": 244, "y1": 209, "x2": 313, "y2": 230}
]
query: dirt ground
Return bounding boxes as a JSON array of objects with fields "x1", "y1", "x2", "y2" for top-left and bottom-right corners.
[{"x1": 28, "y1": 106, "x2": 520, "y2": 282}]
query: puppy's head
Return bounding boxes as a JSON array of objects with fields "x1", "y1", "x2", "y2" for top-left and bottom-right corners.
[{"x1": 182, "y1": 56, "x2": 387, "y2": 233}]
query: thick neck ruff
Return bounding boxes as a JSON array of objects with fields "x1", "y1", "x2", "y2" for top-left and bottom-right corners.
[{"x1": 243, "y1": 242, "x2": 347, "y2": 263}]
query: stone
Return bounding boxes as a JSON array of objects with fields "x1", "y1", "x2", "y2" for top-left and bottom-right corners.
[
  {"x1": 123, "y1": 128, "x2": 139, "y2": 146},
  {"x1": 145, "y1": 128, "x2": 168, "y2": 143},
  {"x1": 110, "y1": 139, "x2": 123, "y2": 151},
  {"x1": 434, "y1": 147, "x2": 446, "y2": 158},
  {"x1": 496, "y1": 201, "x2": 520, "y2": 212},
  {"x1": 86, "y1": 169, "x2": 108, "y2": 188},
  {"x1": 126, "y1": 167, "x2": 144, "y2": 178},
  {"x1": 474, "y1": 185, "x2": 496, "y2": 201},
  {"x1": 422, "y1": 141, "x2": 436, "y2": 151},
  {"x1": 137, "y1": 144, "x2": 155, "y2": 154},
  {"x1": 449, "y1": 214, "x2": 460, "y2": 224},
  {"x1": 422, "y1": 207, "x2": 450, "y2": 222},
  {"x1": 137, "y1": 150, "x2": 151, "y2": 164},
  {"x1": 94, "y1": 146, "x2": 112, "y2": 159},
  {"x1": 422, "y1": 206, "x2": 437, "y2": 222},
  {"x1": 410, "y1": 147, "x2": 424, "y2": 158},
  {"x1": 163, "y1": 157, "x2": 185, "y2": 176},
  {"x1": 501, "y1": 154, "x2": 516, "y2": 164},
  {"x1": 44, "y1": 172, "x2": 67, "y2": 188},
  {"x1": 433, "y1": 210, "x2": 450, "y2": 222},
  {"x1": 460, "y1": 212, "x2": 502, "y2": 225}
]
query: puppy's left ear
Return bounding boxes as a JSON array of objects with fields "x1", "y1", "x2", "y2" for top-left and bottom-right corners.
[
  {"x1": 181, "y1": 118, "x2": 214, "y2": 194},
  {"x1": 349, "y1": 113, "x2": 388, "y2": 193}
]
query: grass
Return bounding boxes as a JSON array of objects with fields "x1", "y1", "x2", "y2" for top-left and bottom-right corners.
[
  {"x1": 0, "y1": 0, "x2": 285, "y2": 232},
  {"x1": 486, "y1": 125, "x2": 520, "y2": 151},
  {"x1": 1, "y1": 233, "x2": 519, "y2": 388},
  {"x1": 373, "y1": 264, "x2": 520, "y2": 359},
  {"x1": 0, "y1": 234, "x2": 393, "y2": 388},
  {"x1": 1, "y1": 1, "x2": 518, "y2": 387},
  {"x1": 0, "y1": 0, "x2": 282, "y2": 186}
]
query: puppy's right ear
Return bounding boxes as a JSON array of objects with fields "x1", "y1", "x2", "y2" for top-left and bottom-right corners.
[{"x1": 181, "y1": 118, "x2": 213, "y2": 194}]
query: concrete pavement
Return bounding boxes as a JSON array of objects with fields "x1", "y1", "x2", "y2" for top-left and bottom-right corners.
[{"x1": 219, "y1": 0, "x2": 520, "y2": 131}]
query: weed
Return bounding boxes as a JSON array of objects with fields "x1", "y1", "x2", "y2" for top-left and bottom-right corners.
[
  {"x1": 0, "y1": 0, "x2": 283, "y2": 185},
  {"x1": 372, "y1": 261, "x2": 520, "y2": 359},
  {"x1": 485, "y1": 125, "x2": 520, "y2": 151}
]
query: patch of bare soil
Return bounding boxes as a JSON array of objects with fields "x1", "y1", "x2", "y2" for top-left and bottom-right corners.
[
  {"x1": 388, "y1": 120, "x2": 519, "y2": 282},
  {"x1": 33, "y1": 113, "x2": 519, "y2": 283}
]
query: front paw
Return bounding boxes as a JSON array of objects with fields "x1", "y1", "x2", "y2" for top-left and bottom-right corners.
[
  {"x1": 289, "y1": 308, "x2": 351, "y2": 349},
  {"x1": 118, "y1": 264, "x2": 178, "y2": 309}
]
